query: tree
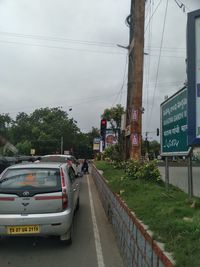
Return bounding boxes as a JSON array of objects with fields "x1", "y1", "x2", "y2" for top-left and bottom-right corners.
[
  {"x1": 101, "y1": 104, "x2": 124, "y2": 130},
  {"x1": 0, "y1": 113, "x2": 12, "y2": 140},
  {"x1": 9, "y1": 107, "x2": 80, "y2": 155}
]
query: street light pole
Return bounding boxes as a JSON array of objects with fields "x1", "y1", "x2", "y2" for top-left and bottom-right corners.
[{"x1": 61, "y1": 136, "x2": 63, "y2": 155}]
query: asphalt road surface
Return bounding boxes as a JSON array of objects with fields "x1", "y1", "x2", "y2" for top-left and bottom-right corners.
[{"x1": 0, "y1": 174, "x2": 124, "y2": 267}]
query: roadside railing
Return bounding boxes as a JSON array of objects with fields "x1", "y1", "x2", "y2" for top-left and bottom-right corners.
[{"x1": 91, "y1": 165, "x2": 174, "y2": 267}]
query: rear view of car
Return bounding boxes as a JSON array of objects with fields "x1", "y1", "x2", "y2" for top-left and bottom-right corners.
[{"x1": 0, "y1": 162, "x2": 79, "y2": 244}]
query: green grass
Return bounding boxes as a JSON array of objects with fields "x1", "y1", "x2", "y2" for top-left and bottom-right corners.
[{"x1": 95, "y1": 161, "x2": 200, "y2": 267}]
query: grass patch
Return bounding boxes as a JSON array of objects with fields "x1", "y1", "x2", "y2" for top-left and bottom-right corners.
[{"x1": 95, "y1": 161, "x2": 200, "y2": 267}]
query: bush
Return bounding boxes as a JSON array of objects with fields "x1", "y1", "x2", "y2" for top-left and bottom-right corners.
[
  {"x1": 109, "y1": 159, "x2": 161, "y2": 183},
  {"x1": 103, "y1": 144, "x2": 123, "y2": 162},
  {"x1": 135, "y1": 161, "x2": 161, "y2": 182}
]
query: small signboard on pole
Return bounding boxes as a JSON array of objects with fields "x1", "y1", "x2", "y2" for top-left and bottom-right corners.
[{"x1": 93, "y1": 138, "x2": 101, "y2": 151}]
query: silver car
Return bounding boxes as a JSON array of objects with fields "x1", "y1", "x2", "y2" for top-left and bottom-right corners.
[
  {"x1": 40, "y1": 155, "x2": 81, "y2": 177},
  {"x1": 0, "y1": 162, "x2": 79, "y2": 244}
]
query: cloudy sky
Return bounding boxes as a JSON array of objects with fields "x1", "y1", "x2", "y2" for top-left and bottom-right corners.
[{"x1": 0, "y1": 0, "x2": 199, "y2": 140}]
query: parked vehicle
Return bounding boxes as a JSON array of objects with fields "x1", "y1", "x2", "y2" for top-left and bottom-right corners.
[
  {"x1": 40, "y1": 155, "x2": 81, "y2": 177},
  {"x1": 0, "y1": 162, "x2": 79, "y2": 244}
]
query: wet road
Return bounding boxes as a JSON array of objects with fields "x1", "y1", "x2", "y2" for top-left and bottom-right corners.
[{"x1": 0, "y1": 174, "x2": 124, "y2": 267}]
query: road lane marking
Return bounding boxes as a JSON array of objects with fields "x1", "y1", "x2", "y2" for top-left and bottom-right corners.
[{"x1": 87, "y1": 175, "x2": 105, "y2": 267}]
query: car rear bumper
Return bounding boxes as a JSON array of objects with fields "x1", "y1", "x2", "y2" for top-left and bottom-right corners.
[{"x1": 0, "y1": 209, "x2": 73, "y2": 236}]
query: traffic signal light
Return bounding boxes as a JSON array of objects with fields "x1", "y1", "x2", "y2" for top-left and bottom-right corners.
[
  {"x1": 156, "y1": 128, "x2": 159, "y2": 136},
  {"x1": 100, "y1": 119, "x2": 107, "y2": 137}
]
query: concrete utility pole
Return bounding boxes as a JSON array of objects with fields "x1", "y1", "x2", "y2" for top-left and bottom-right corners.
[{"x1": 125, "y1": 0, "x2": 145, "y2": 160}]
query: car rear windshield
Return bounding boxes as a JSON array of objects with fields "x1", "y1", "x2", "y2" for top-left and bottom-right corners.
[{"x1": 0, "y1": 168, "x2": 61, "y2": 192}]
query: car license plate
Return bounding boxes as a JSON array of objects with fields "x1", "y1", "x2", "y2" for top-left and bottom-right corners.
[{"x1": 7, "y1": 225, "x2": 40, "y2": 234}]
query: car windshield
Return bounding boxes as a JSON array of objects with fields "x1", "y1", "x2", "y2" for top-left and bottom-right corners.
[{"x1": 0, "y1": 168, "x2": 61, "y2": 190}]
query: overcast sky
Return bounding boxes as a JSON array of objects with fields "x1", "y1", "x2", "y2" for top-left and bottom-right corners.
[{"x1": 0, "y1": 0, "x2": 199, "y2": 140}]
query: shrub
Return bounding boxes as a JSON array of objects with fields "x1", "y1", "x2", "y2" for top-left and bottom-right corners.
[
  {"x1": 103, "y1": 144, "x2": 123, "y2": 162},
  {"x1": 136, "y1": 161, "x2": 161, "y2": 182},
  {"x1": 109, "y1": 159, "x2": 161, "y2": 183}
]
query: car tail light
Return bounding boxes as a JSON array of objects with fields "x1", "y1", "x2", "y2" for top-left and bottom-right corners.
[
  {"x1": 62, "y1": 188, "x2": 68, "y2": 210},
  {"x1": 60, "y1": 168, "x2": 68, "y2": 210},
  {"x1": 60, "y1": 168, "x2": 66, "y2": 187},
  {"x1": 0, "y1": 197, "x2": 15, "y2": 201}
]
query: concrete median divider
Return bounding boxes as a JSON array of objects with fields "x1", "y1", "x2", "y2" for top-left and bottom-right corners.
[{"x1": 91, "y1": 165, "x2": 175, "y2": 267}]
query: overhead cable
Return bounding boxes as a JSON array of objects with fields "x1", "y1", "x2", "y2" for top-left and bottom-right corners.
[{"x1": 148, "y1": 0, "x2": 169, "y2": 128}]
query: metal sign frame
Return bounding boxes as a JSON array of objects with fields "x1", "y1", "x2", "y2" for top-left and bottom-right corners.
[{"x1": 187, "y1": 9, "x2": 200, "y2": 146}]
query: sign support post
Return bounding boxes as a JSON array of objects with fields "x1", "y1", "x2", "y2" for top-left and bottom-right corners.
[
  {"x1": 165, "y1": 157, "x2": 169, "y2": 190},
  {"x1": 187, "y1": 149, "x2": 193, "y2": 199}
]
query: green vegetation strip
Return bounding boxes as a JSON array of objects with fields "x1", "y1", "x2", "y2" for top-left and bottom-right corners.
[{"x1": 95, "y1": 161, "x2": 200, "y2": 267}]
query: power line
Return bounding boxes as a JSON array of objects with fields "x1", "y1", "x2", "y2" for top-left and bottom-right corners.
[
  {"x1": 145, "y1": 0, "x2": 163, "y2": 34},
  {"x1": 148, "y1": 54, "x2": 185, "y2": 59},
  {"x1": 145, "y1": 45, "x2": 186, "y2": 51},
  {"x1": 0, "y1": 39, "x2": 125, "y2": 56},
  {"x1": 148, "y1": 0, "x2": 169, "y2": 128},
  {"x1": 0, "y1": 90, "x2": 127, "y2": 116},
  {"x1": 112, "y1": 54, "x2": 128, "y2": 106},
  {"x1": 0, "y1": 31, "x2": 118, "y2": 48},
  {"x1": 144, "y1": 0, "x2": 153, "y2": 128}
]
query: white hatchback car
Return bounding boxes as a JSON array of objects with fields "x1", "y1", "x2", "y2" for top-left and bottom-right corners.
[
  {"x1": 40, "y1": 155, "x2": 81, "y2": 177},
  {"x1": 0, "y1": 162, "x2": 79, "y2": 244}
]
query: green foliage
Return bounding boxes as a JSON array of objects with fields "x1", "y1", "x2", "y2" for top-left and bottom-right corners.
[
  {"x1": 102, "y1": 104, "x2": 124, "y2": 130},
  {"x1": 108, "y1": 159, "x2": 161, "y2": 182},
  {"x1": 142, "y1": 139, "x2": 161, "y2": 159},
  {"x1": 0, "y1": 107, "x2": 96, "y2": 158},
  {"x1": 103, "y1": 144, "x2": 123, "y2": 162},
  {"x1": 16, "y1": 140, "x2": 32, "y2": 155},
  {"x1": 134, "y1": 161, "x2": 161, "y2": 182}
]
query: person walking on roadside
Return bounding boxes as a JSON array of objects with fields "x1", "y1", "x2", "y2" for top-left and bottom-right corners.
[{"x1": 81, "y1": 159, "x2": 89, "y2": 174}]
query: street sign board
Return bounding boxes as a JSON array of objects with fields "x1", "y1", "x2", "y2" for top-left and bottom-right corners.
[
  {"x1": 160, "y1": 87, "x2": 190, "y2": 156},
  {"x1": 93, "y1": 138, "x2": 101, "y2": 151},
  {"x1": 105, "y1": 130, "x2": 118, "y2": 148},
  {"x1": 187, "y1": 9, "x2": 200, "y2": 146}
]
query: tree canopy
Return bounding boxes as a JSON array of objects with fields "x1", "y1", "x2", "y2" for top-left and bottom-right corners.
[
  {"x1": 0, "y1": 107, "x2": 99, "y2": 158},
  {"x1": 101, "y1": 104, "x2": 124, "y2": 130}
]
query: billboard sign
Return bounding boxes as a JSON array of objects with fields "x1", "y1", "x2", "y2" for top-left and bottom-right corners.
[
  {"x1": 105, "y1": 129, "x2": 118, "y2": 148},
  {"x1": 161, "y1": 87, "x2": 190, "y2": 156},
  {"x1": 93, "y1": 138, "x2": 101, "y2": 151},
  {"x1": 187, "y1": 9, "x2": 200, "y2": 145}
]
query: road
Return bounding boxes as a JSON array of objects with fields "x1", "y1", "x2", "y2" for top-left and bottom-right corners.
[
  {"x1": 159, "y1": 165, "x2": 200, "y2": 197},
  {"x1": 0, "y1": 174, "x2": 124, "y2": 267}
]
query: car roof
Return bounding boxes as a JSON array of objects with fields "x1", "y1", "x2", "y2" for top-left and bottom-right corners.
[
  {"x1": 42, "y1": 154, "x2": 74, "y2": 158},
  {"x1": 6, "y1": 162, "x2": 67, "y2": 170}
]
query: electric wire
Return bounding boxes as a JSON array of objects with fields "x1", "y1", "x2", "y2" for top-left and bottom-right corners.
[
  {"x1": 112, "y1": 54, "x2": 128, "y2": 107},
  {"x1": 0, "y1": 31, "x2": 118, "y2": 48},
  {"x1": 147, "y1": 0, "x2": 169, "y2": 128},
  {"x1": 144, "y1": 0, "x2": 153, "y2": 129},
  {"x1": 0, "y1": 39, "x2": 125, "y2": 55},
  {"x1": 145, "y1": 0, "x2": 163, "y2": 34},
  {"x1": 0, "y1": 90, "x2": 127, "y2": 116}
]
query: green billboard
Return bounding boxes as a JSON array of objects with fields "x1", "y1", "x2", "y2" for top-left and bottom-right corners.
[{"x1": 161, "y1": 87, "x2": 190, "y2": 156}]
